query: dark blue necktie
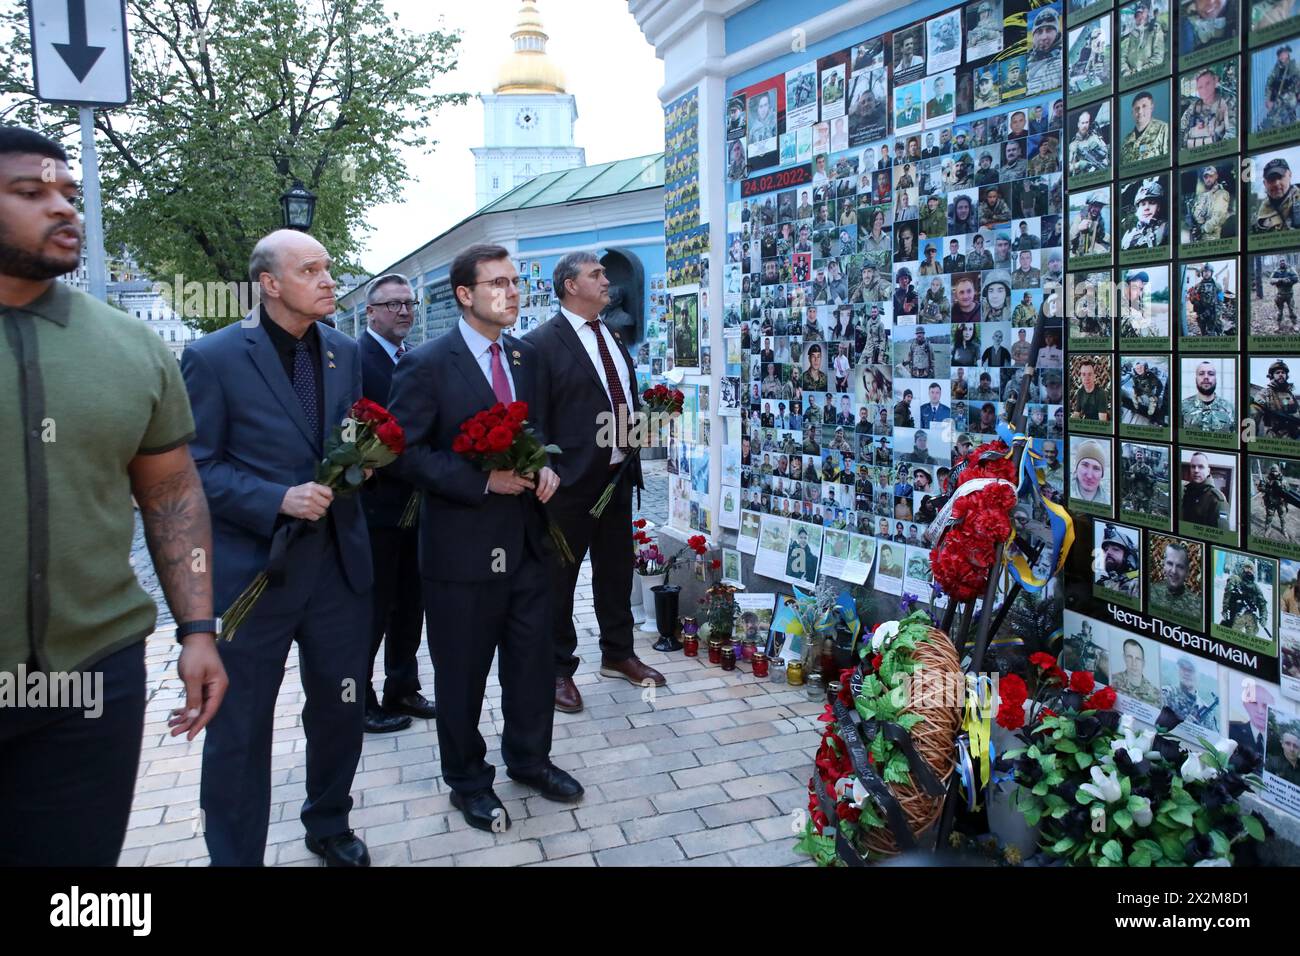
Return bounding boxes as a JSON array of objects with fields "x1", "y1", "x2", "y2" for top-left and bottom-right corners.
[{"x1": 292, "y1": 340, "x2": 319, "y2": 433}]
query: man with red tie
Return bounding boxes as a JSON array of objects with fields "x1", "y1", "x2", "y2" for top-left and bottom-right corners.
[{"x1": 530, "y1": 253, "x2": 667, "y2": 714}]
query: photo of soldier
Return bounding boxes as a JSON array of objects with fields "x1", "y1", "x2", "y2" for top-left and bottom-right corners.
[
  {"x1": 1179, "y1": 356, "x2": 1237, "y2": 448},
  {"x1": 1069, "y1": 0, "x2": 1115, "y2": 21},
  {"x1": 1027, "y1": 6, "x2": 1066, "y2": 95},
  {"x1": 1118, "y1": 265, "x2": 1171, "y2": 349},
  {"x1": 1109, "y1": 631, "x2": 1165, "y2": 718},
  {"x1": 1118, "y1": 84, "x2": 1173, "y2": 176},
  {"x1": 1249, "y1": 357, "x2": 1300, "y2": 458},
  {"x1": 1063, "y1": 613, "x2": 1111, "y2": 687},
  {"x1": 1177, "y1": 259, "x2": 1238, "y2": 351},
  {"x1": 1069, "y1": 269, "x2": 1115, "y2": 348},
  {"x1": 1094, "y1": 521, "x2": 1144, "y2": 610},
  {"x1": 926, "y1": 8, "x2": 964, "y2": 75},
  {"x1": 893, "y1": 24, "x2": 928, "y2": 84},
  {"x1": 1118, "y1": 356, "x2": 1172, "y2": 440},
  {"x1": 923, "y1": 70, "x2": 957, "y2": 127},
  {"x1": 1001, "y1": 55, "x2": 1030, "y2": 102},
  {"x1": 1069, "y1": 353, "x2": 1115, "y2": 434},
  {"x1": 894, "y1": 82, "x2": 925, "y2": 138},
  {"x1": 1250, "y1": 39, "x2": 1300, "y2": 148},
  {"x1": 1250, "y1": 0, "x2": 1300, "y2": 47},
  {"x1": 727, "y1": 94, "x2": 748, "y2": 141},
  {"x1": 1176, "y1": 60, "x2": 1239, "y2": 167},
  {"x1": 1026, "y1": 133, "x2": 1062, "y2": 175},
  {"x1": 1176, "y1": 162, "x2": 1238, "y2": 256},
  {"x1": 1148, "y1": 534, "x2": 1206, "y2": 629},
  {"x1": 1248, "y1": 251, "x2": 1300, "y2": 346},
  {"x1": 1117, "y1": 174, "x2": 1172, "y2": 264},
  {"x1": 1067, "y1": 14, "x2": 1114, "y2": 103},
  {"x1": 1118, "y1": 0, "x2": 1172, "y2": 90},
  {"x1": 1248, "y1": 148, "x2": 1300, "y2": 250},
  {"x1": 1119, "y1": 441, "x2": 1173, "y2": 528},
  {"x1": 1068, "y1": 187, "x2": 1114, "y2": 268},
  {"x1": 893, "y1": 323, "x2": 951, "y2": 379},
  {"x1": 1067, "y1": 101, "x2": 1113, "y2": 188},
  {"x1": 966, "y1": 0, "x2": 1006, "y2": 60},
  {"x1": 973, "y1": 65, "x2": 1002, "y2": 111},
  {"x1": 1181, "y1": 0, "x2": 1241, "y2": 69},
  {"x1": 1249, "y1": 455, "x2": 1300, "y2": 558},
  {"x1": 1212, "y1": 548, "x2": 1279, "y2": 654},
  {"x1": 1264, "y1": 709, "x2": 1300, "y2": 787},
  {"x1": 1179, "y1": 447, "x2": 1238, "y2": 543},
  {"x1": 1158, "y1": 647, "x2": 1222, "y2": 734}
]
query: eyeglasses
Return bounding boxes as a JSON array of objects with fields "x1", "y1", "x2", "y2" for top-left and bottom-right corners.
[
  {"x1": 375, "y1": 299, "x2": 418, "y2": 313},
  {"x1": 471, "y1": 277, "x2": 520, "y2": 291}
]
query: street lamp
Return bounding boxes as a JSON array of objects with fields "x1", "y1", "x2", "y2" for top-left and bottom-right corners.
[{"x1": 280, "y1": 179, "x2": 317, "y2": 232}]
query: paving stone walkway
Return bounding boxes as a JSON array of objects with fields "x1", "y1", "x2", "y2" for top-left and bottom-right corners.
[{"x1": 124, "y1": 462, "x2": 820, "y2": 866}]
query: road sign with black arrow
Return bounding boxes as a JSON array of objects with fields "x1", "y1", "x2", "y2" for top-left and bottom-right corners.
[{"x1": 27, "y1": 0, "x2": 130, "y2": 107}]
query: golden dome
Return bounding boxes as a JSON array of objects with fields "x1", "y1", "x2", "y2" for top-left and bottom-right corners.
[{"x1": 494, "y1": 1, "x2": 566, "y2": 94}]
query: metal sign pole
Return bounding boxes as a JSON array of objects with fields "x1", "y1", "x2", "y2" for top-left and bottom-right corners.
[{"x1": 78, "y1": 106, "x2": 106, "y2": 301}]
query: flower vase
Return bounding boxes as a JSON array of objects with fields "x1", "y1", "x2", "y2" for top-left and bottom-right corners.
[
  {"x1": 652, "y1": 584, "x2": 683, "y2": 652},
  {"x1": 637, "y1": 573, "x2": 666, "y2": 632}
]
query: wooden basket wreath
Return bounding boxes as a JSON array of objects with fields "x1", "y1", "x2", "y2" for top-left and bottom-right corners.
[{"x1": 797, "y1": 610, "x2": 963, "y2": 864}]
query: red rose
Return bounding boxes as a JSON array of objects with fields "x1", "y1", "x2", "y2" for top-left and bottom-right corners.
[
  {"x1": 633, "y1": 518, "x2": 648, "y2": 529},
  {"x1": 474, "y1": 438, "x2": 490, "y2": 454},
  {"x1": 1084, "y1": 687, "x2": 1117, "y2": 711},
  {"x1": 1069, "y1": 671, "x2": 1095, "y2": 694},
  {"x1": 710, "y1": 559, "x2": 721, "y2": 570},
  {"x1": 489, "y1": 403, "x2": 507, "y2": 418},
  {"x1": 375, "y1": 419, "x2": 405, "y2": 455},
  {"x1": 467, "y1": 422, "x2": 487, "y2": 440},
  {"x1": 452, "y1": 434, "x2": 473, "y2": 455},
  {"x1": 507, "y1": 401, "x2": 529, "y2": 423},
  {"x1": 486, "y1": 426, "x2": 514, "y2": 454},
  {"x1": 351, "y1": 397, "x2": 389, "y2": 424}
]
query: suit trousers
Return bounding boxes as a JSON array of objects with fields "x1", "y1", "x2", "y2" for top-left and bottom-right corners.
[
  {"x1": 365, "y1": 524, "x2": 425, "y2": 707},
  {"x1": 423, "y1": 551, "x2": 554, "y2": 794},
  {"x1": 549, "y1": 472, "x2": 635, "y2": 677},
  {"x1": 201, "y1": 527, "x2": 369, "y2": 866},
  {"x1": 0, "y1": 641, "x2": 146, "y2": 865}
]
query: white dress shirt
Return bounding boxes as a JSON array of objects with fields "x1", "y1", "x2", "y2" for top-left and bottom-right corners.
[
  {"x1": 561, "y1": 306, "x2": 631, "y2": 465},
  {"x1": 366, "y1": 326, "x2": 401, "y2": 364},
  {"x1": 459, "y1": 317, "x2": 516, "y2": 402}
]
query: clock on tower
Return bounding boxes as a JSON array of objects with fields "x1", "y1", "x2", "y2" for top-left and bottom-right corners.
[{"x1": 516, "y1": 109, "x2": 537, "y2": 130}]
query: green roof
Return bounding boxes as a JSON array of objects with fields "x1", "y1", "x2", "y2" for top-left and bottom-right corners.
[{"x1": 479, "y1": 153, "x2": 664, "y2": 213}]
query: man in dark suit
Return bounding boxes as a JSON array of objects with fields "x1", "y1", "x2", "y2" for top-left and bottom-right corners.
[
  {"x1": 942, "y1": 239, "x2": 966, "y2": 273},
  {"x1": 182, "y1": 230, "x2": 372, "y2": 867},
  {"x1": 357, "y1": 274, "x2": 436, "y2": 734},
  {"x1": 387, "y1": 244, "x2": 582, "y2": 830},
  {"x1": 530, "y1": 252, "x2": 667, "y2": 714}
]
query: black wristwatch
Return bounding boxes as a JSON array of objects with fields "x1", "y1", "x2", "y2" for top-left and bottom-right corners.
[{"x1": 176, "y1": 619, "x2": 220, "y2": 642}]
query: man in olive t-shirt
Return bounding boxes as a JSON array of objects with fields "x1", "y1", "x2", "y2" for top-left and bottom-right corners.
[
  {"x1": 1071, "y1": 359, "x2": 1110, "y2": 421},
  {"x1": 0, "y1": 128, "x2": 226, "y2": 866}
]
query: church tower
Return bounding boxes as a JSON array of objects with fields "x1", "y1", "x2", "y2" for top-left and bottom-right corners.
[{"x1": 473, "y1": 1, "x2": 586, "y2": 208}]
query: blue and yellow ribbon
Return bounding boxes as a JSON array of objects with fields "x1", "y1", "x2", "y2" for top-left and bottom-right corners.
[{"x1": 995, "y1": 423, "x2": 1075, "y2": 594}]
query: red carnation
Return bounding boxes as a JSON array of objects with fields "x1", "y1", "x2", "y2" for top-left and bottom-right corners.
[
  {"x1": 1069, "y1": 670, "x2": 1096, "y2": 694},
  {"x1": 870, "y1": 653, "x2": 883, "y2": 671},
  {"x1": 1029, "y1": 652, "x2": 1057, "y2": 670},
  {"x1": 633, "y1": 518, "x2": 648, "y2": 529},
  {"x1": 452, "y1": 434, "x2": 472, "y2": 455},
  {"x1": 1084, "y1": 687, "x2": 1117, "y2": 711},
  {"x1": 999, "y1": 673, "x2": 1028, "y2": 706},
  {"x1": 375, "y1": 419, "x2": 405, "y2": 456},
  {"x1": 710, "y1": 559, "x2": 721, "y2": 570}
]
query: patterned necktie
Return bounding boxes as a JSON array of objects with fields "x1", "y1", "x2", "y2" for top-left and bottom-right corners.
[
  {"x1": 292, "y1": 340, "x2": 319, "y2": 434},
  {"x1": 587, "y1": 319, "x2": 628, "y2": 420},
  {"x1": 488, "y1": 343, "x2": 513, "y2": 404},
  {"x1": 395, "y1": 342, "x2": 407, "y2": 361}
]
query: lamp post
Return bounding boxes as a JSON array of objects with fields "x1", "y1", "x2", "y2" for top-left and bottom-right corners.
[{"x1": 280, "y1": 179, "x2": 317, "y2": 232}]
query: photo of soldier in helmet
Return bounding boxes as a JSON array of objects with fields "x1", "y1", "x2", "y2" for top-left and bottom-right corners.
[
  {"x1": 1249, "y1": 456, "x2": 1300, "y2": 556},
  {"x1": 1249, "y1": 357, "x2": 1300, "y2": 457},
  {"x1": 1094, "y1": 521, "x2": 1143, "y2": 609},
  {"x1": 1120, "y1": 441, "x2": 1172, "y2": 528},
  {"x1": 1177, "y1": 162, "x2": 1238, "y2": 256},
  {"x1": 965, "y1": 0, "x2": 1004, "y2": 61},
  {"x1": 1248, "y1": 149, "x2": 1300, "y2": 250},
  {"x1": 1248, "y1": 252, "x2": 1300, "y2": 345},
  {"x1": 1118, "y1": 174, "x2": 1172, "y2": 262},
  {"x1": 1067, "y1": 15, "x2": 1113, "y2": 102},
  {"x1": 1026, "y1": 6, "x2": 1064, "y2": 96},
  {"x1": 1159, "y1": 652, "x2": 1221, "y2": 731},
  {"x1": 1118, "y1": 356, "x2": 1171, "y2": 439},
  {"x1": 1212, "y1": 550, "x2": 1277, "y2": 652},
  {"x1": 1118, "y1": 0, "x2": 1171, "y2": 90},
  {"x1": 1178, "y1": 259, "x2": 1237, "y2": 348},
  {"x1": 1251, "y1": 40, "x2": 1300, "y2": 148}
]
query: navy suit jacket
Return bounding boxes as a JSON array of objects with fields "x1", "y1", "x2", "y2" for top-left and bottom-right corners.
[
  {"x1": 920, "y1": 402, "x2": 952, "y2": 428},
  {"x1": 181, "y1": 314, "x2": 373, "y2": 613},
  {"x1": 358, "y1": 330, "x2": 417, "y2": 529},
  {"x1": 386, "y1": 326, "x2": 551, "y2": 584}
]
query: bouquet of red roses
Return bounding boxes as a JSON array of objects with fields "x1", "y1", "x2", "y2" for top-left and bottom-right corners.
[
  {"x1": 222, "y1": 398, "x2": 407, "y2": 641},
  {"x1": 452, "y1": 400, "x2": 575, "y2": 564},
  {"x1": 589, "y1": 384, "x2": 686, "y2": 519}
]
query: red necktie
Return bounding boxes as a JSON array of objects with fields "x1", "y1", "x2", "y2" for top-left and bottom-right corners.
[
  {"x1": 395, "y1": 342, "x2": 407, "y2": 361},
  {"x1": 488, "y1": 343, "x2": 513, "y2": 404},
  {"x1": 587, "y1": 320, "x2": 628, "y2": 418}
]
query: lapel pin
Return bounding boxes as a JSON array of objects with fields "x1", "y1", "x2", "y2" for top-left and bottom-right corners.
[
  {"x1": 327, "y1": 351, "x2": 335, "y2": 360},
  {"x1": 328, "y1": 362, "x2": 337, "y2": 369},
  {"x1": 512, "y1": 350, "x2": 521, "y2": 359}
]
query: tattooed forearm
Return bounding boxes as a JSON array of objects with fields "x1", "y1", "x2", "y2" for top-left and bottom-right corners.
[{"x1": 133, "y1": 454, "x2": 214, "y2": 626}]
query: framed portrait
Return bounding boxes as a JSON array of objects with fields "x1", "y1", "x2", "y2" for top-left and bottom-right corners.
[
  {"x1": 1118, "y1": 81, "x2": 1174, "y2": 177},
  {"x1": 1147, "y1": 532, "x2": 1206, "y2": 630},
  {"x1": 1118, "y1": 263, "x2": 1171, "y2": 349},
  {"x1": 1071, "y1": 439, "x2": 1112, "y2": 520},
  {"x1": 1247, "y1": 251, "x2": 1300, "y2": 348},
  {"x1": 1001, "y1": 54, "x2": 1030, "y2": 101},
  {"x1": 1025, "y1": 5, "x2": 1066, "y2": 96},
  {"x1": 1093, "y1": 519, "x2": 1144, "y2": 610},
  {"x1": 1178, "y1": 446, "x2": 1239, "y2": 545},
  {"x1": 893, "y1": 24, "x2": 928, "y2": 84},
  {"x1": 1118, "y1": 440, "x2": 1173, "y2": 529},
  {"x1": 1117, "y1": 354, "x2": 1172, "y2": 441},
  {"x1": 1067, "y1": 13, "x2": 1114, "y2": 104},
  {"x1": 1176, "y1": 161, "x2": 1239, "y2": 257},
  {"x1": 1210, "y1": 547, "x2": 1278, "y2": 656},
  {"x1": 1247, "y1": 356, "x2": 1300, "y2": 456},
  {"x1": 1250, "y1": 38, "x2": 1300, "y2": 151},
  {"x1": 1068, "y1": 352, "x2": 1115, "y2": 433},
  {"x1": 1067, "y1": 186, "x2": 1115, "y2": 268},
  {"x1": 1067, "y1": 99, "x2": 1113, "y2": 188},
  {"x1": 1177, "y1": 58, "x2": 1240, "y2": 165},
  {"x1": 1177, "y1": 258, "x2": 1239, "y2": 351},
  {"x1": 1178, "y1": 355, "x2": 1237, "y2": 449},
  {"x1": 966, "y1": 0, "x2": 1006, "y2": 61},
  {"x1": 1117, "y1": 173, "x2": 1173, "y2": 265},
  {"x1": 1067, "y1": 0, "x2": 1116, "y2": 24},
  {"x1": 1068, "y1": 268, "x2": 1116, "y2": 348},
  {"x1": 1246, "y1": 145, "x2": 1300, "y2": 250},
  {"x1": 1157, "y1": 644, "x2": 1222, "y2": 736},
  {"x1": 1248, "y1": 454, "x2": 1300, "y2": 559},
  {"x1": 1109, "y1": 628, "x2": 1164, "y2": 720},
  {"x1": 926, "y1": 9, "x2": 964, "y2": 74},
  {"x1": 1117, "y1": 0, "x2": 1172, "y2": 91},
  {"x1": 671, "y1": 291, "x2": 701, "y2": 370},
  {"x1": 1181, "y1": 0, "x2": 1241, "y2": 69},
  {"x1": 1249, "y1": 0, "x2": 1300, "y2": 48}
]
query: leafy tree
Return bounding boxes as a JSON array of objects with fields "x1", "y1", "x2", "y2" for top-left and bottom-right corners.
[{"x1": 0, "y1": 0, "x2": 466, "y2": 331}]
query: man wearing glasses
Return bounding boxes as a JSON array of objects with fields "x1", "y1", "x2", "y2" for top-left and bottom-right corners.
[{"x1": 358, "y1": 275, "x2": 437, "y2": 734}]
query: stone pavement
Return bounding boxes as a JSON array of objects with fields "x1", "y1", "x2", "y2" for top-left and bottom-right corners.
[{"x1": 123, "y1": 462, "x2": 822, "y2": 866}]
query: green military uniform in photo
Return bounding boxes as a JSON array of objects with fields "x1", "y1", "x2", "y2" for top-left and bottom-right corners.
[
  {"x1": 1026, "y1": 8, "x2": 1063, "y2": 91},
  {"x1": 1259, "y1": 465, "x2": 1292, "y2": 535},
  {"x1": 1120, "y1": 3, "x2": 1166, "y2": 76},
  {"x1": 1265, "y1": 49, "x2": 1300, "y2": 129},
  {"x1": 1073, "y1": 381, "x2": 1109, "y2": 419},
  {"x1": 968, "y1": 3, "x2": 1000, "y2": 50},
  {"x1": 1120, "y1": 117, "x2": 1169, "y2": 166},
  {"x1": 1111, "y1": 665, "x2": 1161, "y2": 705},
  {"x1": 1188, "y1": 175, "x2": 1232, "y2": 242},
  {"x1": 1150, "y1": 578, "x2": 1200, "y2": 621},
  {"x1": 1161, "y1": 673, "x2": 1219, "y2": 729},
  {"x1": 1181, "y1": 389, "x2": 1233, "y2": 433},
  {"x1": 1124, "y1": 453, "x2": 1157, "y2": 511},
  {"x1": 0, "y1": 282, "x2": 196, "y2": 673},
  {"x1": 906, "y1": 337, "x2": 935, "y2": 377},
  {"x1": 1127, "y1": 363, "x2": 1165, "y2": 418},
  {"x1": 1120, "y1": 178, "x2": 1168, "y2": 248},
  {"x1": 1188, "y1": 267, "x2": 1224, "y2": 335},
  {"x1": 1254, "y1": 359, "x2": 1300, "y2": 441},
  {"x1": 1255, "y1": 158, "x2": 1300, "y2": 231},
  {"x1": 1220, "y1": 561, "x2": 1268, "y2": 637},
  {"x1": 1069, "y1": 126, "x2": 1109, "y2": 175},
  {"x1": 919, "y1": 199, "x2": 946, "y2": 238},
  {"x1": 1179, "y1": 94, "x2": 1234, "y2": 152},
  {"x1": 1271, "y1": 261, "x2": 1300, "y2": 327},
  {"x1": 1183, "y1": 471, "x2": 1227, "y2": 527},
  {"x1": 1097, "y1": 524, "x2": 1141, "y2": 596}
]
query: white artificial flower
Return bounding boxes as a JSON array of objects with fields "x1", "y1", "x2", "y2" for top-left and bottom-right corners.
[
  {"x1": 851, "y1": 777, "x2": 871, "y2": 809},
  {"x1": 1130, "y1": 796, "x2": 1153, "y2": 828},
  {"x1": 1193, "y1": 858, "x2": 1231, "y2": 867},
  {"x1": 1110, "y1": 721, "x2": 1156, "y2": 764},
  {"x1": 872, "y1": 620, "x2": 900, "y2": 652},
  {"x1": 1079, "y1": 765, "x2": 1122, "y2": 803},
  {"x1": 1213, "y1": 737, "x2": 1238, "y2": 763},
  {"x1": 1180, "y1": 752, "x2": 1220, "y2": 783}
]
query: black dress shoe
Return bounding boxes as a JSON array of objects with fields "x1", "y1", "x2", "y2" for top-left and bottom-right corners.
[
  {"x1": 450, "y1": 788, "x2": 510, "y2": 833},
  {"x1": 305, "y1": 830, "x2": 371, "y2": 867},
  {"x1": 382, "y1": 691, "x2": 437, "y2": 720},
  {"x1": 508, "y1": 763, "x2": 585, "y2": 803},
  {"x1": 364, "y1": 707, "x2": 412, "y2": 734}
]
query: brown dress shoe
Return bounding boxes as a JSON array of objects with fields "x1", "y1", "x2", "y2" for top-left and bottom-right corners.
[
  {"x1": 555, "y1": 676, "x2": 583, "y2": 713},
  {"x1": 599, "y1": 655, "x2": 667, "y2": 687}
]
